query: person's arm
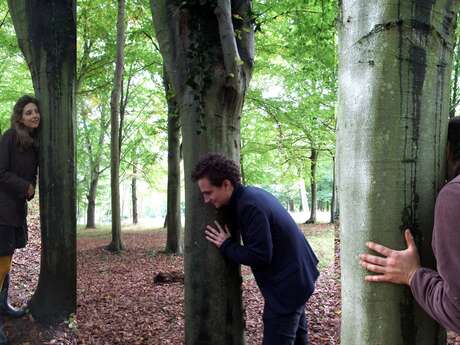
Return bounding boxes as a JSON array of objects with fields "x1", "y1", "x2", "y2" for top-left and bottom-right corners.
[
  {"x1": 205, "y1": 204, "x2": 272, "y2": 267},
  {"x1": 409, "y1": 183, "x2": 460, "y2": 333},
  {"x1": 0, "y1": 131, "x2": 30, "y2": 199}
]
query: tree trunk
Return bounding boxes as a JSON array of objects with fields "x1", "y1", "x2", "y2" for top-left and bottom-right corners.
[
  {"x1": 152, "y1": 1, "x2": 254, "y2": 343},
  {"x1": 330, "y1": 155, "x2": 337, "y2": 224},
  {"x1": 107, "y1": 0, "x2": 126, "y2": 252},
  {"x1": 450, "y1": 37, "x2": 460, "y2": 118},
  {"x1": 305, "y1": 148, "x2": 318, "y2": 223},
  {"x1": 299, "y1": 179, "x2": 310, "y2": 214},
  {"x1": 164, "y1": 68, "x2": 182, "y2": 254},
  {"x1": 337, "y1": 1, "x2": 458, "y2": 344},
  {"x1": 7, "y1": 0, "x2": 76, "y2": 323},
  {"x1": 86, "y1": 172, "x2": 98, "y2": 229},
  {"x1": 82, "y1": 106, "x2": 106, "y2": 230},
  {"x1": 240, "y1": 153, "x2": 246, "y2": 184},
  {"x1": 132, "y1": 162, "x2": 138, "y2": 225}
]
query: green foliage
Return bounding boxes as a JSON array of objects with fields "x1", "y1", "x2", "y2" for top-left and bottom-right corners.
[
  {"x1": 76, "y1": 0, "x2": 167, "y2": 223},
  {"x1": 241, "y1": 0, "x2": 337, "y2": 205},
  {"x1": 450, "y1": 24, "x2": 460, "y2": 117},
  {"x1": 65, "y1": 313, "x2": 78, "y2": 330},
  {"x1": 3, "y1": 0, "x2": 339, "y2": 223},
  {"x1": 0, "y1": 4, "x2": 33, "y2": 132}
]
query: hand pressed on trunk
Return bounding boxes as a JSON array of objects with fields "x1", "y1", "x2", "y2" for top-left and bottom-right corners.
[
  {"x1": 205, "y1": 221, "x2": 231, "y2": 248},
  {"x1": 359, "y1": 229, "x2": 421, "y2": 285}
]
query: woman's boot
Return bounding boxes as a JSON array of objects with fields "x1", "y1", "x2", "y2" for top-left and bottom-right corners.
[{"x1": 0, "y1": 274, "x2": 25, "y2": 318}]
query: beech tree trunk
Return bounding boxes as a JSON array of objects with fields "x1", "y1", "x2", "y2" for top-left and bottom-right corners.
[
  {"x1": 299, "y1": 179, "x2": 310, "y2": 214},
  {"x1": 82, "y1": 105, "x2": 107, "y2": 229},
  {"x1": 164, "y1": 68, "x2": 182, "y2": 254},
  {"x1": 7, "y1": 0, "x2": 76, "y2": 322},
  {"x1": 132, "y1": 162, "x2": 138, "y2": 225},
  {"x1": 152, "y1": 1, "x2": 254, "y2": 343},
  {"x1": 337, "y1": 1, "x2": 459, "y2": 344},
  {"x1": 107, "y1": 0, "x2": 126, "y2": 252},
  {"x1": 86, "y1": 174, "x2": 98, "y2": 229},
  {"x1": 330, "y1": 155, "x2": 338, "y2": 223},
  {"x1": 450, "y1": 38, "x2": 460, "y2": 118},
  {"x1": 305, "y1": 148, "x2": 318, "y2": 223}
]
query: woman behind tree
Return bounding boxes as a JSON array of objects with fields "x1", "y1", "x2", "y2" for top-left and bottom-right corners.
[{"x1": 0, "y1": 95, "x2": 40, "y2": 344}]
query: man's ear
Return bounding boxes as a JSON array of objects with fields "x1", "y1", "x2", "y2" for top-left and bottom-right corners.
[{"x1": 223, "y1": 179, "x2": 232, "y2": 189}]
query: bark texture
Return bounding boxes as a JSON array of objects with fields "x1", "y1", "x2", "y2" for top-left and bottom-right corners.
[
  {"x1": 107, "y1": 0, "x2": 126, "y2": 252},
  {"x1": 7, "y1": 0, "x2": 76, "y2": 322},
  {"x1": 151, "y1": 1, "x2": 254, "y2": 343},
  {"x1": 337, "y1": 1, "x2": 459, "y2": 344},
  {"x1": 164, "y1": 69, "x2": 182, "y2": 254}
]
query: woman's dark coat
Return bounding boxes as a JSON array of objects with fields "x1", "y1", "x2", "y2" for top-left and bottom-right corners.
[{"x1": 0, "y1": 128, "x2": 38, "y2": 228}]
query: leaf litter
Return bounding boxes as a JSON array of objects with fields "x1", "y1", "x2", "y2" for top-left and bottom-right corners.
[{"x1": 5, "y1": 205, "x2": 459, "y2": 344}]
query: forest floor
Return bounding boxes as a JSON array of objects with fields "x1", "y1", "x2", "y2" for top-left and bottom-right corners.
[
  {"x1": 4, "y1": 212, "x2": 77, "y2": 345},
  {"x1": 4, "y1": 214, "x2": 460, "y2": 345},
  {"x1": 76, "y1": 223, "x2": 340, "y2": 345}
]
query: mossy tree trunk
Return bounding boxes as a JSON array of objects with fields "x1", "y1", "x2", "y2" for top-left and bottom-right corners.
[
  {"x1": 7, "y1": 0, "x2": 76, "y2": 323},
  {"x1": 151, "y1": 0, "x2": 254, "y2": 343},
  {"x1": 337, "y1": 1, "x2": 459, "y2": 344}
]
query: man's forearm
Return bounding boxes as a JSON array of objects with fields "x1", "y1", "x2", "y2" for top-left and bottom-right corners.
[{"x1": 220, "y1": 239, "x2": 271, "y2": 267}]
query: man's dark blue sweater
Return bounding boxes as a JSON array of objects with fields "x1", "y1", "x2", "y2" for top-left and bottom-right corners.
[{"x1": 220, "y1": 184, "x2": 319, "y2": 314}]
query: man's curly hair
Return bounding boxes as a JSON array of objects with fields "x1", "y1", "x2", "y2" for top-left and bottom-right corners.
[{"x1": 191, "y1": 153, "x2": 241, "y2": 187}]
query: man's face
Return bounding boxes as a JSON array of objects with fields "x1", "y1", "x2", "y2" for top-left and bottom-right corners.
[{"x1": 197, "y1": 177, "x2": 233, "y2": 209}]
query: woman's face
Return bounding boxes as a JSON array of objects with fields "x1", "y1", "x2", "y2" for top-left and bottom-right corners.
[{"x1": 20, "y1": 102, "x2": 40, "y2": 129}]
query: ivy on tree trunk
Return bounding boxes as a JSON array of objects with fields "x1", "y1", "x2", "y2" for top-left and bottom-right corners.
[{"x1": 152, "y1": 0, "x2": 255, "y2": 343}]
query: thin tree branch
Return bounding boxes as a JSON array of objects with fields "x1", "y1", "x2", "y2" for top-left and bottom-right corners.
[
  {"x1": 215, "y1": 0, "x2": 244, "y2": 91},
  {"x1": 0, "y1": 9, "x2": 10, "y2": 29}
]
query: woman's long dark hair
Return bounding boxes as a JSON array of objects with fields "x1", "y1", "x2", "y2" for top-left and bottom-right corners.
[
  {"x1": 448, "y1": 117, "x2": 460, "y2": 177},
  {"x1": 10, "y1": 95, "x2": 40, "y2": 150}
]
